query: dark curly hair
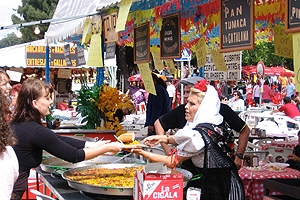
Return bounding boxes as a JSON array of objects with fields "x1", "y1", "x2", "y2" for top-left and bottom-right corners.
[{"x1": 0, "y1": 92, "x2": 17, "y2": 153}]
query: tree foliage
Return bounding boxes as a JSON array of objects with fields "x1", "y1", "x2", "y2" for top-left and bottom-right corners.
[
  {"x1": 0, "y1": 33, "x2": 23, "y2": 49},
  {"x1": 11, "y1": 0, "x2": 59, "y2": 43},
  {"x1": 242, "y1": 41, "x2": 293, "y2": 70}
]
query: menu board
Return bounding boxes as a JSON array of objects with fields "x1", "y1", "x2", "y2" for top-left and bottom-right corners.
[
  {"x1": 285, "y1": 0, "x2": 300, "y2": 33},
  {"x1": 105, "y1": 42, "x2": 116, "y2": 60},
  {"x1": 64, "y1": 44, "x2": 72, "y2": 67},
  {"x1": 134, "y1": 22, "x2": 150, "y2": 64},
  {"x1": 26, "y1": 46, "x2": 83, "y2": 67},
  {"x1": 220, "y1": 0, "x2": 254, "y2": 52},
  {"x1": 160, "y1": 13, "x2": 181, "y2": 59}
]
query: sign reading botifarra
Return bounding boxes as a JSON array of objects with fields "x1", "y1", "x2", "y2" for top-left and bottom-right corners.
[{"x1": 220, "y1": 0, "x2": 254, "y2": 52}]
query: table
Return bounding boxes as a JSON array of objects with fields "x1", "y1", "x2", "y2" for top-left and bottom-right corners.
[
  {"x1": 239, "y1": 167, "x2": 300, "y2": 200},
  {"x1": 264, "y1": 178, "x2": 300, "y2": 199},
  {"x1": 35, "y1": 167, "x2": 93, "y2": 199},
  {"x1": 251, "y1": 112, "x2": 284, "y2": 127}
]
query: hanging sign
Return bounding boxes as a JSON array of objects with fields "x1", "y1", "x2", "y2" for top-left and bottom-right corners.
[
  {"x1": 26, "y1": 46, "x2": 78, "y2": 67},
  {"x1": 77, "y1": 47, "x2": 86, "y2": 66},
  {"x1": 64, "y1": 44, "x2": 72, "y2": 67},
  {"x1": 274, "y1": 25, "x2": 293, "y2": 58},
  {"x1": 105, "y1": 42, "x2": 116, "y2": 60},
  {"x1": 160, "y1": 12, "x2": 181, "y2": 59},
  {"x1": 134, "y1": 22, "x2": 150, "y2": 64},
  {"x1": 285, "y1": 0, "x2": 300, "y2": 33},
  {"x1": 204, "y1": 51, "x2": 241, "y2": 81},
  {"x1": 138, "y1": 63, "x2": 156, "y2": 95},
  {"x1": 103, "y1": 13, "x2": 119, "y2": 43},
  {"x1": 220, "y1": 0, "x2": 254, "y2": 52},
  {"x1": 293, "y1": 33, "x2": 300, "y2": 92},
  {"x1": 194, "y1": 37, "x2": 206, "y2": 67}
]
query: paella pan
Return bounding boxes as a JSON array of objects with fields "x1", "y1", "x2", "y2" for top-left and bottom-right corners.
[
  {"x1": 61, "y1": 163, "x2": 193, "y2": 196},
  {"x1": 62, "y1": 164, "x2": 144, "y2": 196},
  {"x1": 41, "y1": 155, "x2": 145, "y2": 173}
]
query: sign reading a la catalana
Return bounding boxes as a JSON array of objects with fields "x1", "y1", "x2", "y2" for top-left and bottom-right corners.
[
  {"x1": 26, "y1": 46, "x2": 85, "y2": 67},
  {"x1": 285, "y1": 0, "x2": 300, "y2": 33},
  {"x1": 220, "y1": 0, "x2": 254, "y2": 52}
]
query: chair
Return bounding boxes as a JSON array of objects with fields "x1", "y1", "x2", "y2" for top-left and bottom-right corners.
[{"x1": 30, "y1": 189, "x2": 56, "y2": 200}]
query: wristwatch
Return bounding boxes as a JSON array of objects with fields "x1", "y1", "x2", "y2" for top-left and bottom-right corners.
[{"x1": 236, "y1": 153, "x2": 244, "y2": 159}]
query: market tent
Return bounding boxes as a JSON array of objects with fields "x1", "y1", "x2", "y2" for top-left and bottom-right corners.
[
  {"x1": 45, "y1": 0, "x2": 119, "y2": 43},
  {"x1": 269, "y1": 67, "x2": 295, "y2": 77}
]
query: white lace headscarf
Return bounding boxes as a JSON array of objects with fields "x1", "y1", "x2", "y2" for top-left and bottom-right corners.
[{"x1": 175, "y1": 85, "x2": 224, "y2": 163}]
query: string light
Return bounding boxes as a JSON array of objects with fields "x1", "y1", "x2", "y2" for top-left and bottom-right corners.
[
  {"x1": 16, "y1": 28, "x2": 22, "y2": 38},
  {"x1": 34, "y1": 25, "x2": 40, "y2": 34}
]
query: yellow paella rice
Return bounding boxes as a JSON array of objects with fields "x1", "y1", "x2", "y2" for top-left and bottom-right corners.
[{"x1": 66, "y1": 166, "x2": 144, "y2": 187}]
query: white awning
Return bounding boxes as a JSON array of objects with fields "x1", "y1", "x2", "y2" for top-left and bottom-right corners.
[
  {"x1": 0, "y1": 39, "x2": 45, "y2": 68},
  {"x1": 45, "y1": 0, "x2": 119, "y2": 43},
  {"x1": 0, "y1": 39, "x2": 91, "y2": 68}
]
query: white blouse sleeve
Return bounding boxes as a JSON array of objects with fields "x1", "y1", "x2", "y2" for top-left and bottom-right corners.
[{"x1": 174, "y1": 129, "x2": 205, "y2": 158}]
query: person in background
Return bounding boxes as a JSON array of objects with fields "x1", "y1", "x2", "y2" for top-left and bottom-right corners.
[
  {"x1": 286, "y1": 131, "x2": 300, "y2": 170},
  {"x1": 0, "y1": 69, "x2": 12, "y2": 97},
  {"x1": 228, "y1": 90, "x2": 245, "y2": 111},
  {"x1": 292, "y1": 96, "x2": 300, "y2": 112},
  {"x1": 262, "y1": 79, "x2": 273, "y2": 103},
  {"x1": 221, "y1": 80, "x2": 229, "y2": 97},
  {"x1": 10, "y1": 78, "x2": 126, "y2": 199},
  {"x1": 0, "y1": 92, "x2": 18, "y2": 199},
  {"x1": 286, "y1": 78, "x2": 295, "y2": 99},
  {"x1": 252, "y1": 80, "x2": 261, "y2": 106},
  {"x1": 271, "y1": 96, "x2": 300, "y2": 119},
  {"x1": 145, "y1": 73, "x2": 170, "y2": 136},
  {"x1": 166, "y1": 79, "x2": 176, "y2": 110},
  {"x1": 131, "y1": 81, "x2": 244, "y2": 200},
  {"x1": 220, "y1": 95, "x2": 229, "y2": 105},
  {"x1": 9, "y1": 84, "x2": 22, "y2": 112},
  {"x1": 154, "y1": 77, "x2": 250, "y2": 169},
  {"x1": 68, "y1": 93, "x2": 78, "y2": 110}
]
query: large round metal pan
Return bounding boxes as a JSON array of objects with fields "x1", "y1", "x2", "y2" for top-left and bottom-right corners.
[
  {"x1": 176, "y1": 168, "x2": 193, "y2": 188},
  {"x1": 62, "y1": 163, "x2": 143, "y2": 196},
  {"x1": 41, "y1": 155, "x2": 145, "y2": 173}
]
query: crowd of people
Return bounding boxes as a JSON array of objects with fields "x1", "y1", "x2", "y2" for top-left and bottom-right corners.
[{"x1": 1, "y1": 67, "x2": 300, "y2": 200}]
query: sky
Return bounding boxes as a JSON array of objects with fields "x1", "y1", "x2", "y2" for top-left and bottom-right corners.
[{"x1": 0, "y1": 0, "x2": 22, "y2": 40}]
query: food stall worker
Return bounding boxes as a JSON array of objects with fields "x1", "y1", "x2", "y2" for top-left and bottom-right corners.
[
  {"x1": 155, "y1": 80, "x2": 250, "y2": 169},
  {"x1": 10, "y1": 78, "x2": 125, "y2": 199},
  {"x1": 131, "y1": 82, "x2": 244, "y2": 200}
]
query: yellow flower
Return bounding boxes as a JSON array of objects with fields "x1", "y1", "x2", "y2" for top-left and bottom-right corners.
[{"x1": 96, "y1": 85, "x2": 130, "y2": 136}]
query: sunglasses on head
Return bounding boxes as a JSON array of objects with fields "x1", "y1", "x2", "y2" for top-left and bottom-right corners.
[{"x1": 233, "y1": 94, "x2": 238, "y2": 96}]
